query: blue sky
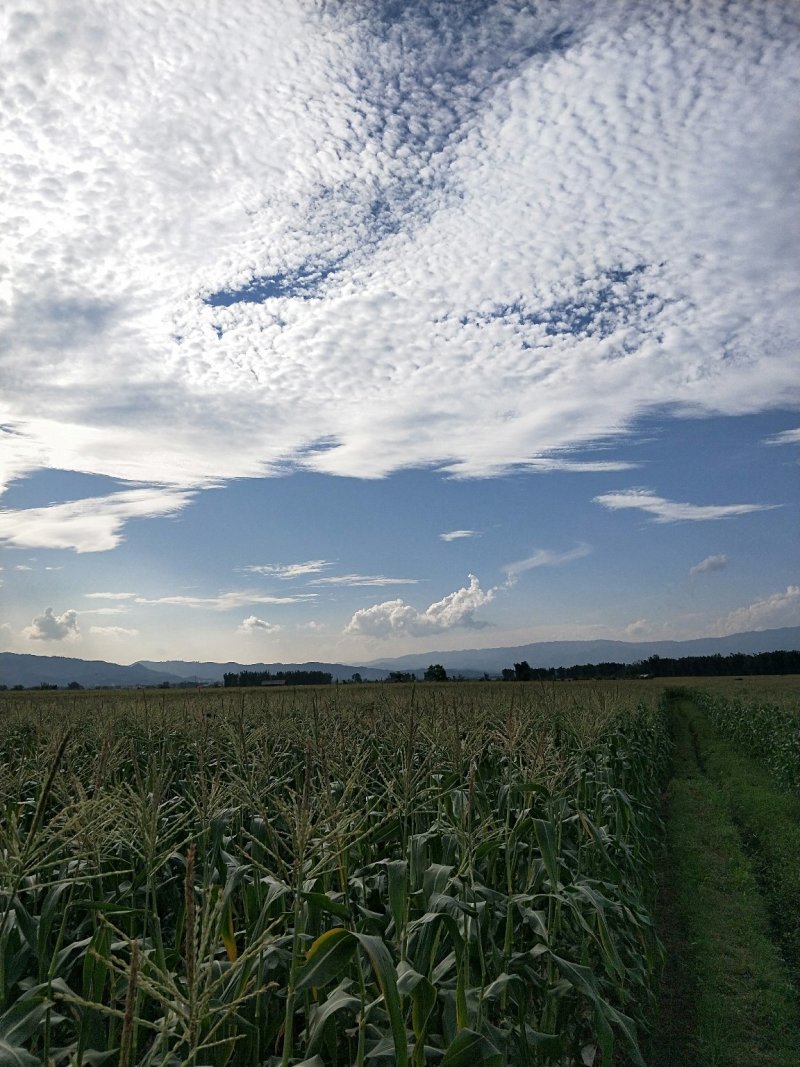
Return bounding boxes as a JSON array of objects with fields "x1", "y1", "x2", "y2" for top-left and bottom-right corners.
[{"x1": 1, "y1": 0, "x2": 798, "y2": 665}]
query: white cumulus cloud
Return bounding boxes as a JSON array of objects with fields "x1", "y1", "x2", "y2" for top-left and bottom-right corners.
[
  {"x1": 237, "y1": 616, "x2": 281, "y2": 634},
  {"x1": 440, "y1": 530, "x2": 477, "y2": 542},
  {"x1": 345, "y1": 575, "x2": 494, "y2": 638},
  {"x1": 717, "y1": 585, "x2": 800, "y2": 634},
  {"x1": 593, "y1": 489, "x2": 778, "y2": 523},
  {"x1": 689, "y1": 554, "x2": 729, "y2": 577},
  {"x1": 24, "y1": 607, "x2": 80, "y2": 641}
]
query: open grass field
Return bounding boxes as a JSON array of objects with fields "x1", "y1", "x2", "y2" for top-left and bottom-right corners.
[{"x1": 0, "y1": 678, "x2": 798, "y2": 1065}]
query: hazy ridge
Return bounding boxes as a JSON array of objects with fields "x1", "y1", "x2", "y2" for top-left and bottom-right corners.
[{"x1": 2, "y1": 626, "x2": 799, "y2": 687}]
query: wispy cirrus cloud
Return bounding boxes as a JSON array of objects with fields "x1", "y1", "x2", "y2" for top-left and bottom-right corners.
[
  {"x1": 504, "y1": 543, "x2": 592, "y2": 586},
  {"x1": 763, "y1": 428, "x2": 800, "y2": 446},
  {"x1": 1, "y1": 1, "x2": 797, "y2": 497},
  {"x1": 689, "y1": 554, "x2": 728, "y2": 577},
  {"x1": 345, "y1": 575, "x2": 493, "y2": 638},
  {"x1": 89, "y1": 625, "x2": 139, "y2": 638},
  {"x1": 523, "y1": 459, "x2": 639, "y2": 473},
  {"x1": 0, "y1": 490, "x2": 195, "y2": 552},
  {"x1": 310, "y1": 574, "x2": 419, "y2": 587},
  {"x1": 440, "y1": 530, "x2": 477, "y2": 542},
  {"x1": 593, "y1": 489, "x2": 778, "y2": 523},
  {"x1": 84, "y1": 592, "x2": 137, "y2": 600},
  {"x1": 246, "y1": 561, "x2": 332, "y2": 580},
  {"x1": 134, "y1": 591, "x2": 315, "y2": 611}
]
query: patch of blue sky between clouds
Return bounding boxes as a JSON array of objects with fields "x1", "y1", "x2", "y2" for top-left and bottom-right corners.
[
  {"x1": 205, "y1": 259, "x2": 345, "y2": 307},
  {"x1": 458, "y1": 265, "x2": 668, "y2": 349}
]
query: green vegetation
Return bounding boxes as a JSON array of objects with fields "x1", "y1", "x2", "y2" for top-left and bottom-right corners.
[
  {"x1": 506, "y1": 650, "x2": 800, "y2": 681},
  {"x1": 682, "y1": 693, "x2": 800, "y2": 973},
  {"x1": 223, "y1": 670, "x2": 333, "y2": 687},
  {"x1": 3, "y1": 678, "x2": 799, "y2": 1065},
  {"x1": 693, "y1": 687, "x2": 800, "y2": 794},
  {"x1": 651, "y1": 694, "x2": 800, "y2": 1067},
  {"x1": 0, "y1": 684, "x2": 666, "y2": 1066}
]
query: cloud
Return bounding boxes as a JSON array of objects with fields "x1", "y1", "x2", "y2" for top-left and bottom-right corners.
[
  {"x1": 763, "y1": 428, "x2": 800, "y2": 446},
  {"x1": 237, "y1": 616, "x2": 281, "y2": 634},
  {"x1": 523, "y1": 459, "x2": 639, "y2": 473},
  {"x1": 622, "y1": 618, "x2": 681, "y2": 641},
  {"x1": 245, "y1": 561, "x2": 331, "y2": 579},
  {"x1": 134, "y1": 590, "x2": 315, "y2": 610},
  {"x1": 310, "y1": 574, "x2": 420, "y2": 587},
  {"x1": 504, "y1": 543, "x2": 591, "y2": 585},
  {"x1": 345, "y1": 575, "x2": 493, "y2": 638},
  {"x1": 0, "y1": 489, "x2": 195, "y2": 552},
  {"x1": 1, "y1": 2, "x2": 797, "y2": 497},
  {"x1": 593, "y1": 489, "x2": 778, "y2": 523},
  {"x1": 717, "y1": 585, "x2": 800, "y2": 634},
  {"x1": 440, "y1": 530, "x2": 477, "y2": 542},
  {"x1": 689, "y1": 554, "x2": 729, "y2": 577},
  {"x1": 84, "y1": 591, "x2": 137, "y2": 600},
  {"x1": 23, "y1": 607, "x2": 80, "y2": 641},
  {"x1": 89, "y1": 625, "x2": 139, "y2": 637}
]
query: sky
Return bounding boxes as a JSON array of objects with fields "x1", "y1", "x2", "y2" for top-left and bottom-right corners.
[{"x1": 1, "y1": 0, "x2": 798, "y2": 667}]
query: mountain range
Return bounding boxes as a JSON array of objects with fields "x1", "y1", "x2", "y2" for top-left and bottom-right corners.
[
  {"x1": 364, "y1": 626, "x2": 800, "y2": 674},
  {"x1": 1, "y1": 626, "x2": 799, "y2": 688}
]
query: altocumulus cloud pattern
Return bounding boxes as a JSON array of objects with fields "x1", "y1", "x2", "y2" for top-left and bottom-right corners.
[{"x1": 2, "y1": 0, "x2": 798, "y2": 531}]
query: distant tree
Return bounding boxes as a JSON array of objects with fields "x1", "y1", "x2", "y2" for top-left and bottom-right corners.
[
  {"x1": 351, "y1": 672, "x2": 362, "y2": 684},
  {"x1": 67, "y1": 681, "x2": 84, "y2": 691},
  {"x1": 424, "y1": 664, "x2": 448, "y2": 682},
  {"x1": 514, "y1": 661, "x2": 533, "y2": 681},
  {"x1": 501, "y1": 668, "x2": 515, "y2": 681}
]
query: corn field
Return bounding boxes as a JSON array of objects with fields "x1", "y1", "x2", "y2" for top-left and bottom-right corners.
[
  {"x1": 0, "y1": 685, "x2": 668, "y2": 1066},
  {"x1": 691, "y1": 689, "x2": 800, "y2": 795}
]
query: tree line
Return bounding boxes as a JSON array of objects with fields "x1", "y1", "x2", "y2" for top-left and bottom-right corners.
[
  {"x1": 223, "y1": 669, "x2": 333, "y2": 687},
  {"x1": 504, "y1": 649, "x2": 800, "y2": 681}
]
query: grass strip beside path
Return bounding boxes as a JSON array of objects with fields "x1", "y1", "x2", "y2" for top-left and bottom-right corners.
[
  {"x1": 651, "y1": 696, "x2": 800, "y2": 1067},
  {"x1": 687, "y1": 705, "x2": 800, "y2": 972}
]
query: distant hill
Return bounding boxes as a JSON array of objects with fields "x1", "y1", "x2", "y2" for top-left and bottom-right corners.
[
  {"x1": 2, "y1": 627, "x2": 798, "y2": 689},
  {"x1": 0, "y1": 654, "x2": 387, "y2": 689},
  {"x1": 0, "y1": 653, "x2": 184, "y2": 690},
  {"x1": 365, "y1": 627, "x2": 800, "y2": 674},
  {"x1": 137, "y1": 660, "x2": 389, "y2": 683}
]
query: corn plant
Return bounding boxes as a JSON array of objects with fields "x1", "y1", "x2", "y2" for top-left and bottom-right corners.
[{"x1": 0, "y1": 684, "x2": 667, "y2": 1065}]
